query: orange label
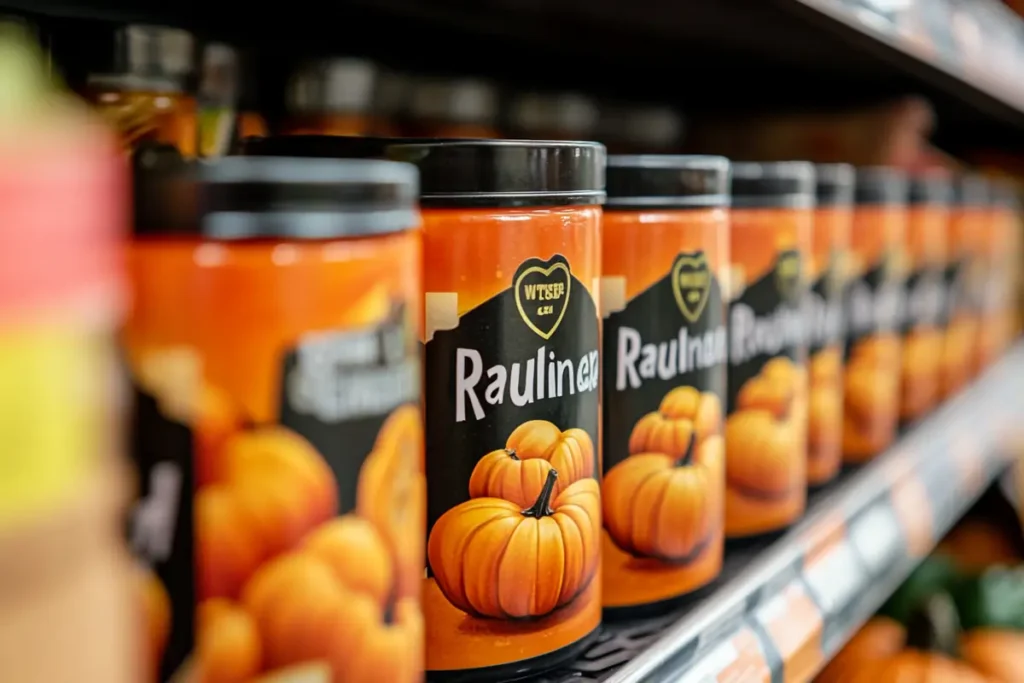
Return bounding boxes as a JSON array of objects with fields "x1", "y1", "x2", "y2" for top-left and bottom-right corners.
[
  {"x1": 420, "y1": 206, "x2": 602, "y2": 673},
  {"x1": 891, "y1": 475, "x2": 934, "y2": 558},
  {"x1": 125, "y1": 232, "x2": 424, "y2": 683},
  {"x1": 600, "y1": 208, "x2": 727, "y2": 612},
  {"x1": 725, "y1": 207, "x2": 811, "y2": 538},
  {"x1": 843, "y1": 206, "x2": 906, "y2": 464},
  {"x1": 941, "y1": 206, "x2": 987, "y2": 397},
  {"x1": 753, "y1": 582, "x2": 824, "y2": 682},
  {"x1": 679, "y1": 626, "x2": 771, "y2": 683}
]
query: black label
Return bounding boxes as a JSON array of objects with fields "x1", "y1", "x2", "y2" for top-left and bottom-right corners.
[
  {"x1": 803, "y1": 259, "x2": 845, "y2": 357},
  {"x1": 128, "y1": 382, "x2": 194, "y2": 681},
  {"x1": 603, "y1": 251, "x2": 727, "y2": 470},
  {"x1": 424, "y1": 253, "x2": 600, "y2": 534},
  {"x1": 845, "y1": 254, "x2": 903, "y2": 351},
  {"x1": 901, "y1": 267, "x2": 946, "y2": 334},
  {"x1": 727, "y1": 250, "x2": 806, "y2": 409},
  {"x1": 279, "y1": 305, "x2": 420, "y2": 514}
]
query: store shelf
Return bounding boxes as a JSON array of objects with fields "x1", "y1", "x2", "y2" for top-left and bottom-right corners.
[{"x1": 531, "y1": 342, "x2": 1024, "y2": 683}]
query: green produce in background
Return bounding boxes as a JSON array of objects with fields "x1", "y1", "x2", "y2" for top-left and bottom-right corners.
[
  {"x1": 952, "y1": 565, "x2": 1024, "y2": 631},
  {"x1": 881, "y1": 555, "x2": 961, "y2": 624}
]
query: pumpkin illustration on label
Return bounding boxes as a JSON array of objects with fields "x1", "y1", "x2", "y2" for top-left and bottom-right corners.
[
  {"x1": 628, "y1": 387, "x2": 722, "y2": 457},
  {"x1": 428, "y1": 468, "x2": 600, "y2": 620},
  {"x1": 605, "y1": 428, "x2": 723, "y2": 562}
]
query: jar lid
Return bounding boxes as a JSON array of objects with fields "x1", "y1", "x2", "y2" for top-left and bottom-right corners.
[
  {"x1": 605, "y1": 155, "x2": 729, "y2": 209},
  {"x1": 286, "y1": 58, "x2": 377, "y2": 115},
  {"x1": 88, "y1": 24, "x2": 195, "y2": 92},
  {"x1": 854, "y1": 167, "x2": 909, "y2": 206},
  {"x1": 510, "y1": 91, "x2": 599, "y2": 138},
  {"x1": 199, "y1": 156, "x2": 419, "y2": 240},
  {"x1": 409, "y1": 77, "x2": 497, "y2": 125},
  {"x1": 815, "y1": 163, "x2": 855, "y2": 207},
  {"x1": 954, "y1": 173, "x2": 991, "y2": 207},
  {"x1": 730, "y1": 161, "x2": 815, "y2": 208},
  {"x1": 384, "y1": 139, "x2": 606, "y2": 208},
  {"x1": 908, "y1": 171, "x2": 953, "y2": 206},
  {"x1": 238, "y1": 134, "x2": 436, "y2": 159}
]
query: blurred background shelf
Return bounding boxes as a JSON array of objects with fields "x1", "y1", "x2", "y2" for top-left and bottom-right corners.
[
  {"x1": 6, "y1": 0, "x2": 1024, "y2": 154},
  {"x1": 529, "y1": 343, "x2": 1024, "y2": 682}
]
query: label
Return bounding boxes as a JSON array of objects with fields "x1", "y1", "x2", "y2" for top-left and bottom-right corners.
[
  {"x1": 753, "y1": 581, "x2": 824, "y2": 683},
  {"x1": 679, "y1": 626, "x2": 772, "y2": 683},
  {"x1": 843, "y1": 245, "x2": 903, "y2": 464},
  {"x1": 725, "y1": 234, "x2": 808, "y2": 538},
  {"x1": 128, "y1": 307, "x2": 423, "y2": 683},
  {"x1": 601, "y1": 245, "x2": 727, "y2": 611},
  {"x1": 423, "y1": 252, "x2": 601, "y2": 672},
  {"x1": 805, "y1": 252, "x2": 845, "y2": 485},
  {"x1": 899, "y1": 266, "x2": 945, "y2": 422},
  {"x1": 848, "y1": 501, "x2": 902, "y2": 577}
]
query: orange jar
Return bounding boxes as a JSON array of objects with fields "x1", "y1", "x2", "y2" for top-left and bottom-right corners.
[
  {"x1": 941, "y1": 175, "x2": 989, "y2": 397},
  {"x1": 600, "y1": 156, "x2": 729, "y2": 617},
  {"x1": 125, "y1": 154, "x2": 424, "y2": 683},
  {"x1": 806, "y1": 164, "x2": 853, "y2": 486},
  {"x1": 977, "y1": 181, "x2": 1021, "y2": 368},
  {"x1": 385, "y1": 141, "x2": 604, "y2": 680},
  {"x1": 725, "y1": 162, "x2": 812, "y2": 539},
  {"x1": 900, "y1": 172, "x2": 951, "y2": 424},
  {"x1": 843, "y1": 168, "x2": 907, "y2": 464},
  {"x1": 280, "y1": 58, "x2": 379, "y2": 137}
]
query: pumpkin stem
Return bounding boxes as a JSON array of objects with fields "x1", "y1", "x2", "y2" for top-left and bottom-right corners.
[
  {"x1": 675, "y1": 432, "x2": 698, "y2": 467},
  {"x1": 522, "y1": 469, "x2": 558, "y2": 518},
  {"x1": 905, "y1": 592, "x2": 961, "y2": 657},
  {"x1": 506, "y1": 449, "x2": 519, "y2": 461}
]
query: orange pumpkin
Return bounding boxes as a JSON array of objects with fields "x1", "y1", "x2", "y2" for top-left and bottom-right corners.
[
  {"x1": 724, "y1": 410, "x2": 800, "y2": 499},
  {"x1": 628, "y1": 386, "x2": 722, "y2": 458},
  {"x1": 195, "y1": 384, "x2": 244, "y2": 487},
  {"x1": 136, "y1": 565, "x2": 171, "y2": 681},
  {"x1": 357, "y1": 405, "x2": 425, "y2": 601},
  {"x1": 960, "y1": 630, "x2": 1024, "y2": 682},
  {"x1": 242, "y1": 546, "x2": 422, "y2": 683},
  {"x1": 301, "y1": 517, "x2": 393, "y2": 606},
  {"x1": 198, "y1": 599, "x2": 262, "y2": 683},
  {"x1": 847, "y1": 651, "x2": 991, "y2": 683},
  {"x1": 469, "y1": 420, "x2": 595, "y2": 504},
  {"x1": 197, "y1": 427, "x2": 338, "y2": 600},
  {"x1": 809, "y1": 348, "x2": 842, "y2": 386},
  {"x1": 816, "y1": 617, "x2": 906, "y2": 683},
  {"x1": 737, "y1": 357, "x2": 798, "y2": 419},
  {"x1": 428, "y1": 469, "x2": 600, "y2": 619},
  {"x1": 808, "y1": 386, "x2": 841, "y2": 465},
  {"x1": 603, "y1": 432, "x2": 723, "y2": 562}
]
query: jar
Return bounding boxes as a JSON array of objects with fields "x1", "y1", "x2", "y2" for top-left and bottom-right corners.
[
  {"x1": 843, "y1": 168, "x2": 908, "y2": 464},
  {"x1": 900, "y1": 172, "x2": 951, "y2": 424},
  {"x1": 406, "y1": 77, "x2": 500, "y2": 138},
  {"x1": 508, "y1": 91, "x2": 599, "y2": 141},
  {"x1": 125, "y1": 153, "x2": 424, "y2": 683},
  {"x1": 600, "y1": 155, "x2": 729, "y2": 617},
  {"x1": 807, "y1": 164, "x2": 854, "y2": 486},
  {"x1": 725, "y1": 162, "x2": 813, "y2": 539},
  {"x1": 941, "y1": 175, "x2": 989, "y2": 397},
  {"x1": 280, "y1": 58, "x2": 379, "y2": 137},
  {"x1": 385, "y1": 140, "x2": 604, "y2": 680},
  {"x1": 977, "y1": 180, "x2": 1021, "y2": 368},
  {"x1": 84, "y1": 24, "x2": 198, "y2": 156}
]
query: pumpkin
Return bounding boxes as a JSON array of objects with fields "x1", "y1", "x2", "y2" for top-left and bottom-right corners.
[
  {"x1": 252, "y1": 663, "x2": 332, "y2": 683},
  {"x1": 196, "y1": 384, "x2": 244, "y2": 487},
  {"x1": 808, "y1": 385, "x2": 841, "y2": 466},
  {"x1": 816, "y1": 617, "x2": 905, "y2": 683},
  {"x1": 356, "y1": 405, "x2": 425, "y2": 601},
  {"x1": 242, "y1": 548, "x2": 422, "y2": 683},
  {"x1": 844, "y1": 360, "x2": 898, "y2": 425},
  {"x1": 960, "y1": 630, "x2": 1024, "y2": 682},
  {"x1": 603, "y1": 432, "x2": 723, "y2": 562},
  {"x1": 301, "y1": 517, "x2": 393, "y2": 606},
  {"x1": 428, "y1": 468, "x2": 600, "y2": 619},
  {"x1": 810, "y1": 348, "x2": 842, "y2": 386},
  {"x1": 737, "y1": 357, "x2": 798, "y2": 419},
  {"x1": 198, "y1": 598, "x2": 262, "y2": 683},
  {"x1": 197, "y1": 427, "x2": 338, "y2": 600},
  {"x1": 469, "y1": 420, "x2": 595, "y2": 504},
  {"x1": 724, "y1": 409, "x2": 800, "y2": 499},
  {"x1": 136, "y1": 564, "x2": 171, "y2": 681},
  {"x1": 628, "y1": 387, "x2": 722, "y2": 458}
]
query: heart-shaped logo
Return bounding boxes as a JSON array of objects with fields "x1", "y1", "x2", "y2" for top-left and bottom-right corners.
[
  {"x1": 671, "y1": 251, "x2": 712, "y2": 323},
  {"x1": 514, "y1": 255, "x2": 572, "y2": 340},
  {"x1": 775, "y1": 249, "x2": 803, "y2": 304}
]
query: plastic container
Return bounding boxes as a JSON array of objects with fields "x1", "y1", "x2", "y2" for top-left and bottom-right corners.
[
  {"x1": 900, "y1": 172, "x2": 951, "y2": 424},
  {"x1": 843, "y1": 167, "x2": 908, "y2": 464},
  {"x1": 125, "y1": 152, "x2": 424, "y2": 683},
  {"x1": 281, "y1": 57, "x2": 379, "y2": 137},
  {"x1": 600, "y1": 155, "x2": 729, "y2": 617},
  {"x1": 83, "y1": 24, "x2": 198, "y2": 156},
  {"x1": 807, "y1": 164, "x2": 854, "y2": 486},
  {"x1": 725, "y1": 162, "x2": 812, "y2": 539},
  {"x1": 977, "y1": 180, "x2": 1021, "y2": 368},
  {"x1": 387, "y1": 140, "x2": 605, "y2": 680},
  {"x1": 941, "y1": 175, "x2": 989, "y2": 398}
]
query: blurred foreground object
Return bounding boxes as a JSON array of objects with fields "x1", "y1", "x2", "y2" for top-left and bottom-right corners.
[{"x1": 0, "y1": 20, "x2": 136, "y2": 683}]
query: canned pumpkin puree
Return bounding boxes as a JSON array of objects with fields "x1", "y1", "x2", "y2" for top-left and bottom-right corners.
[
  {"x1": 900, "y1": 173, "x2": 951, "y2": 424},
  {"x1": 977, "y1": 181, "x2": 1021, "y2": 368},
  {"x1": 941, "y1": 175, "x2": 989, "y2": 397},
  {"x1": 125, "y1": 155, "x2": 424, "y2": 683},
  {"x1": 725, "y1": 163, "x2": 812, "y2": 539},
  {"x1": 842, "y1": 168, "x2": 907, "y2": 464},
  {"x1": 806, "y1": 164, "x2": 853, "y2": 486},
  {"x1": 600, "y1": 156, "x2": 729, "y2": 616},
  {"x1": 385, "y1": 140, "x2": 605, "y2": 680}
]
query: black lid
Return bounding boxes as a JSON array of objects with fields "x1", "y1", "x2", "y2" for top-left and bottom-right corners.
[
  {"x1": 605, "y1": 155, "x2": 729, "y2": 209},
  {"x1": 199, "y1": 156, "x2": 419, "y2": 240},
  {"x1": 908, "y1": 171, "x2": 953, "y2": 206},
  {"x1": 954, "y1": 173, "x2": 991, "y2": 207},
  {"x1": 384, "y1": 140, "x2": 606, "y2": 208},
  {"x1": 730, "y1": 161, "x2": 815, "y2": 208},
  {"x1": 132, "y1": 143, "x2": 199, "y2": 235},
  {"x1": 854, "y1": 167, "x2": 908, "y2": 206},
  {"x1": 238, "y1": 134, "x2": 446, "y2": 159},
  {"x1": 815, "y1": 164, "x2": 855, "y2": 207}
]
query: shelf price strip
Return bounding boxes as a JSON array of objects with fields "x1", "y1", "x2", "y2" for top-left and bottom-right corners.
[
  {"x1": 677, "y1": 625, "x2": 772, "y2": 683},
  {"x1": 801, "y1": 521, "x2": 869, "y2": 654}
]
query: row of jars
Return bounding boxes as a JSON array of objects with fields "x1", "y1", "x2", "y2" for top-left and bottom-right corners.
[{"x1": 116, "y1": 136, "x2": 1022, "y2": 683}]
